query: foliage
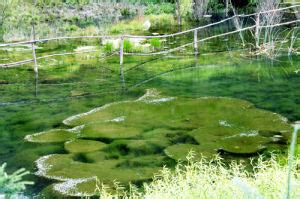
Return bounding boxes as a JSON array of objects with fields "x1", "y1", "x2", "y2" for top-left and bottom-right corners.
[
  {"x1": 149, "y1": 38, "x2": 162, "y2": 50},
  {"x1": 95, "y1": 153, "x2": 300, "y2": 198},
  {"x1": 0, "y1": 0, "x2": 13, "y2": 26},
  {"x1": 180, "y1": 0, "x2": 193, "y2": 17},
  {"x1": 148, "y1": 14, "x2": 178, "y2": 28},
  {"x1": 103, "y1": 42, "x2": 114, "y2": 54},
  {"x1": 0, "y1": 0, "x2": 144, "y2": 41},
  {"x1": 145, "y1": 3, "x2": 175, "y2": 15},
  {"x1": 207, "y1": 0, "x2": 224, "y2": 13},
  {"x1": 0, "y1": 163, "x2": 33, "y2": 197},
  {"x1": 109, "y1": 14, "x2": 177, "y2": 34},
  {"x1": 123, "y1": 39, "x2": 134, "y2": 52}
]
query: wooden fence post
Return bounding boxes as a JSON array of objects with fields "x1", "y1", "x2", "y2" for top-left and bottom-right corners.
[
  {"x1": 31, "y1": 42, "x2": 38, "y2": 74},
  {"x1": 120, "y1": 36, "x2": 124, "y2": 65},
  {"x1": 194, "y1": 30, "x2": 198, "y2": 55},
  {"x1": 255, "y1": 12, "x2": 260, "y2": 49}
]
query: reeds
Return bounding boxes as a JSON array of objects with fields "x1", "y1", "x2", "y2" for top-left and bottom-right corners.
[
  {"x1": 254, "y1": 0, "x2": 283, "y2": 58},
  {"x1": 94, "y1": 153, "x2": 300, "y2": 199}
]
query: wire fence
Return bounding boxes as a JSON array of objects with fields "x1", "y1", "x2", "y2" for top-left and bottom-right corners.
[{"x1": 0, "y1": 4, "x2": 299, "y2": 69}]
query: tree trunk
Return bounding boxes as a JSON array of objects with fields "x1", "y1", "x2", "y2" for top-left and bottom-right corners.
[
  {"x1": 193, "y1": 0, "x2": 209, "y2": 21},
  {"x1": 176, "y1": 0, "x2": 182, "y2": 26},
  {"x1": 225, "y1": 0, "x2": 229, "y2": 17}
]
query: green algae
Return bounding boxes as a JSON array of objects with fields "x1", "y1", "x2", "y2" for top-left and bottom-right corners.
[
  {"x1": 25, "y1": 129, "x2": 77, "y2": 143},
  {"x1": 81, "y1": 123, "x2": 141, "y2": 139},
  {"x1": 64, "y1": 140, "x2": 107, "y2": 153},
  {"x1": 26, "y1": 89, "x2": 292, "y2": 196},
  {"x1": 164, "y1": 144, "x2": 217, "y2": 160}
]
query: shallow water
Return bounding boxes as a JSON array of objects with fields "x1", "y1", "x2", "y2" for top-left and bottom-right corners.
[{"x1": 0, "y1": 34, "x2": 300, "y2": 196}]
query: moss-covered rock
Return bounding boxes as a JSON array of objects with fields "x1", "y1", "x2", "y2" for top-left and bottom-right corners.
[
  {"x1": 64, "y1": 140, "x2": 107, "y2": 153},
  {"x1": 81, "y1": 123, "x2": 141, "y2": 139},
  {"x1": 27, "y1": 89, "x2": 292, "y2": 196},
  {"x1": 25, "y1": 129, "x2": 77, "y2": 143}
]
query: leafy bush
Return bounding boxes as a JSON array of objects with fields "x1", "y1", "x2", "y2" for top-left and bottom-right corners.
[{"x1": 0, "y1": 163, "x2": 33, "y2": 197}]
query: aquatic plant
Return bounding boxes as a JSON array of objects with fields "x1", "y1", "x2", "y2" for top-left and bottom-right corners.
[
  {"x1": 123, "y1": 39, "x2": 134, "y2": 52},
  {"x1": 115, "y1": 153, "x2": 300, "y2": 198},
  {"x1": 254, "y1": 0, "x2": 283, "y2": 58},
  {"x1": 0, "y1": 163, "x2": 33, "y2": 197},
  {"x1": 26, "y1": 89, "x2": 292, "y2": 196},
  {"x1": 65, "y1": 152, "x2": 300, "y2": 198},
  {"x1": 103, "y1": 42, "x2": 114, "y2": 54},
  {"x1": 149, "y1": 38, "x2": 162, "y2": 51},
  {"x1": 148, "y1": 14, "x2": 178, "y2": 28},
  {"x1": 288, "y1": 28, "x2": 299, "y2": 56}
]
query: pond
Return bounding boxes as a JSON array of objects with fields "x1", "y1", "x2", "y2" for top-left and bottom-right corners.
[{"x1": 0, "y1": 30, "x2": 300, "y2": 197}]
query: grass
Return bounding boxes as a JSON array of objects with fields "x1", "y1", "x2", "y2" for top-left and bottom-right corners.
[
  {"x1": 109, "y1": 14, "x2": 179, "y2": 35},
  {"x1": 96, "y1": 153, "x2": 300, "y2": 199}
]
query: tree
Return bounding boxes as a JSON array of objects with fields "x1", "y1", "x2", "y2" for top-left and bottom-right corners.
[
  {"x1": 175, "y1": 0, "x2": 182, "y2": 26},
  {"x1": 193, "y1": 0, "x2": 209, "y2": 20}
]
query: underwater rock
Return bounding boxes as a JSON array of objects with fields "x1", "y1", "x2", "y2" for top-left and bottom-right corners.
[{"x1": 27, "y1": 89, "x2": 292, "y2": 196}]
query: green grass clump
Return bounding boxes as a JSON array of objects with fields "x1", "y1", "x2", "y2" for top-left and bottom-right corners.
[
  {"x1": 96, "y1": 153, "x2": 300, "y2": 199},
  {"x1": 103, "y1": 42, "x2": 114, "y2": 54},
  {"x1": 145, "y1": 3, "x2": 175, "y2": 15},
  {"x1": 149, "y1": 38, "x2": 162, "y2": 50},
  {"x1": 123, "y1": 39, "x2": 134, "y2": 52},
  {"x1": 148, "y1": 14, "x2": 178, "y2": 28}
]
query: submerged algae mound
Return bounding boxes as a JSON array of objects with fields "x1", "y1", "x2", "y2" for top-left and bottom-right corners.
[{"x1": 26, "y1": 89, "x2": 291, "y2": 196}]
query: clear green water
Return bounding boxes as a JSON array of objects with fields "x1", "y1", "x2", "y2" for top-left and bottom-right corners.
[{"x1": 0, "y1": 36, "x2": 300, "y2": 196}]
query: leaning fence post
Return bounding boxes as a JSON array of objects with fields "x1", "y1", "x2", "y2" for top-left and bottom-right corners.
[
  {"x1": 120, "y1": 36, "x2": 124, "y2": 65},
  {"x1": 255, "y1": 12, "x2": 260, "y2": 49},
  {"x1": 194, "y1": 29, "x2": 198, "y2": 55},
  {"x1": 31, "y1": 42, "x2": 38, "y2": 74}
]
